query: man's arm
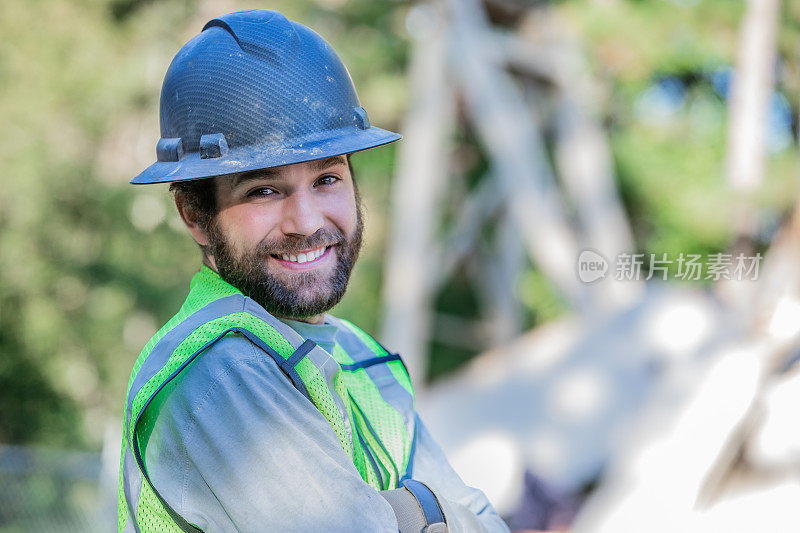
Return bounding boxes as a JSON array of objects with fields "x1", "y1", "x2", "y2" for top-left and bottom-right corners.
[
  {"x1": 405, "y1": 413, "x2": 510, "y2": 532},
  {"x1": 145, "y1": 334, "x2": 399, "y2": 531}
]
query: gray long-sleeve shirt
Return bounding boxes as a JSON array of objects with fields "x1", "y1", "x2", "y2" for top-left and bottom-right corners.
[{"x1": 145, "y1": 314, "x2": 509, "y2": 532}]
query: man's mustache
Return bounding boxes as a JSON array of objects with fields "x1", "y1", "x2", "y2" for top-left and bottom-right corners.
[{"x1": 255, "y1": 228, "x2": 345, "y2": 255}]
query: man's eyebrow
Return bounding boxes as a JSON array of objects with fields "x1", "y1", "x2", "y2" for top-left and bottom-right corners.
[
  {"x1": 231, "y1": 156, "x2": 347, "y2": 188},
  {"x1": 308, "y1": 155, "x2": 348, "y2": 172},
  {"x1": 231, "y1": 168, "x2": 282, "y2": 188}
]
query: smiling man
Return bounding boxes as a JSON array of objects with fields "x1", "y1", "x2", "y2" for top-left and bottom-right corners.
[{"x1": 118, "y1": 9, "x2": 508, "y2": 533}]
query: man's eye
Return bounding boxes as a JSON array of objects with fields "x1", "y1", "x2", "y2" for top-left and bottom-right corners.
[
  {"x1": 247, "y1": 187, "x2": 277, "y2": 197},
  {"x1": 315, "y1": 175, "x2": 339, "y2": 187}
]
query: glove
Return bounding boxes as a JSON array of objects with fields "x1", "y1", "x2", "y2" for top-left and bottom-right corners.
[{"x1": 380, "y1": 479, "x2": 448, "y2": 533}]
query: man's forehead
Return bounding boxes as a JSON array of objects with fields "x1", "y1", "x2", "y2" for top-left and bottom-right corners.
[{"x1": 228, "y1": 155, "x2": 349, "y2": 188}]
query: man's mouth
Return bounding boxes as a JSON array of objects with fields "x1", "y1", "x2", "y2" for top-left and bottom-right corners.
[{"x1": 271, "y1": 246, "x2": 331, "y2": 265}]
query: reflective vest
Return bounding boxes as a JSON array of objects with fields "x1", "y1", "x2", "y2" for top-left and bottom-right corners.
[{"x1": 118, "y1": 267, "x2": 417, "y2": 532}]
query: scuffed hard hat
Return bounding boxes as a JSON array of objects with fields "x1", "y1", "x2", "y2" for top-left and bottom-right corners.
[{"x1": 131, "y1": 9, "x2": 401, "y2": 184}]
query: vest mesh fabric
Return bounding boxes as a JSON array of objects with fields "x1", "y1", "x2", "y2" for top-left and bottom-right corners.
[
  {"x1": 332, "y1": 341, "x2": 411, "y2": 489},
  {"x1": 340, "y1": 318, "x2": 414, "y2": 397},
  {"x1": 117, "y1": 425, "x2": 128, "y2": 530},
  {"x1": 119, "y1": 267, "x2": 415, "y2": 531},
  {"x1": 136, "y1": 481, "x2": 182, "y2": 532}
]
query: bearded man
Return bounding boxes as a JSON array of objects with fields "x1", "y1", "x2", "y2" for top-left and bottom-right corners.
[{"x1": 118, "y1": 9, "x2": 508, "y2": 533}]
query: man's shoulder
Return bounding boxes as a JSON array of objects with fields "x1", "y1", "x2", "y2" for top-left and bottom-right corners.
[
  {"x1": 193, "y1": 332, "x2": 268, "y2": 376},
  {"x1": 163, "y1": 332, "x2": 295, "y2": 414}
]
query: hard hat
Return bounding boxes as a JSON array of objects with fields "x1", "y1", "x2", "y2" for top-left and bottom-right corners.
[{"x1": 131, "y1": 9, "x2": 401, "y2": 184}]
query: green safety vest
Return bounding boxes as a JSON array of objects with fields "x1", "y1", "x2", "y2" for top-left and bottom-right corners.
[{"x1": 118, "y1": 266, "x2": 416, "y2": 532}]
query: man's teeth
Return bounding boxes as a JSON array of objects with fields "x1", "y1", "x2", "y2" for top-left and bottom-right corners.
[{"x1": 280, "y1": 247, "x2": 326, "y2": 263}]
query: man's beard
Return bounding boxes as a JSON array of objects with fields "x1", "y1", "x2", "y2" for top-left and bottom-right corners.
[{"x1": 206, "y1": 206, "x2": 363, "y2": 320}]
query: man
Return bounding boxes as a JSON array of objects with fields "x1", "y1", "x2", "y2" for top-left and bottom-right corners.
[{"x1": 119, "y1": 9, "x2": 508, "y2": 532}]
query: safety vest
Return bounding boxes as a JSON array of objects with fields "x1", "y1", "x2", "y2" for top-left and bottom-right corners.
[{"x1": 118, "y1": 266, "x2": 417, "y2": 532}]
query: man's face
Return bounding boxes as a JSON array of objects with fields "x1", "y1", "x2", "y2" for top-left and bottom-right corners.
[{"x1": 202, "y1": 155, "x2": 363, "y2": 321}]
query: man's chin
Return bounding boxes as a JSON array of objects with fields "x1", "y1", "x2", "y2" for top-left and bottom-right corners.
[
  {"x1": 266, "y1": 268, "x2": 331, "y2": 291},
  {"x1": 243, "y1": 272, "x2": 341, "y2": 317},
  {"x1": 290, "y1": 287, "x2": 333, "y2": 307},
  {"x1": 262, "y1": 292, "x2": 341, "y2": 320}
]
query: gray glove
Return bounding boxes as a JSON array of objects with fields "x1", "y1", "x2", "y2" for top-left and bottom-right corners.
[{"x1": 380, "y1": 479, "x2": 448, "y2": 533}]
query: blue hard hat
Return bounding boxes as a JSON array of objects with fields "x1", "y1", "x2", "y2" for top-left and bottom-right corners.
[{"x1": 131, "y1": 9, "x2": 401, "y2": 184}]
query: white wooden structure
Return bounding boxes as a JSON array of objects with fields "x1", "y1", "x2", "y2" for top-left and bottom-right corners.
[{"x1": 380, "y1": 0, "x2": 638, "y2": 387}]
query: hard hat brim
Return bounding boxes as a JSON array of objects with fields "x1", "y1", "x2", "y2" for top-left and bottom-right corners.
[{"x1": 130, "y1": 125, "x2": 401, "y2": 185}]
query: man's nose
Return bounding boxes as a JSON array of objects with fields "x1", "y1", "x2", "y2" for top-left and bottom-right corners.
[{"x1": 278, "y1": 190, "x2": 325, "y2": 237}]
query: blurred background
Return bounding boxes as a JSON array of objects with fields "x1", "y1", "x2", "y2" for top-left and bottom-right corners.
[{"x1": 2, "y1": 0, "x2": 800, "y2": 531}]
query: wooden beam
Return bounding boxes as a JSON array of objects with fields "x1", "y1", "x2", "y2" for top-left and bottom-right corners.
[
  {"x1": 725, "y1": 0, "x2": 781, "y2": 194},
  {"x1": 448, "y1": 0, "x2": 587, "y2": 310},
  {"x1": 434, "y1": 173, "x2": 505, "y2": 290},
  {"x1": 380, "y1": 1, "x2": 454, "y2": 389},
  {"x1": 515, "y1": 10, "x2": 640, "y2": 309}
]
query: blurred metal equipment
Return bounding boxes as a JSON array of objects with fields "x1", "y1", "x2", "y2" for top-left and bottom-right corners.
[{"x1": 380, "y1": 0, "x2": 638, "y2": 388}]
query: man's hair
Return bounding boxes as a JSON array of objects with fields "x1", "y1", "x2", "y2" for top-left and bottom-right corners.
[
  {"x1": 169, "y1": 155, "x2": 356, "y2": 233},
  {"x1": 169, "y1": 177, "x2": 217, "y2": 230}
]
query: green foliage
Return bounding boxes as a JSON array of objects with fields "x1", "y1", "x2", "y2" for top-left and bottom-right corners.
[{"x1": 565, "y1": 0, "x2": 799, "y2": 268}]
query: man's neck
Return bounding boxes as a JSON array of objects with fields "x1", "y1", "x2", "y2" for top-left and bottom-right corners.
[{"x1": 274, "y1": 312, "x2": 326, "y2": 325}]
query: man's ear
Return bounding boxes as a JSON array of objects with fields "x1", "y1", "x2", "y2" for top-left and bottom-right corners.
[{"x1": 174, "y1": 192, "x2": 211, "y2": 247}]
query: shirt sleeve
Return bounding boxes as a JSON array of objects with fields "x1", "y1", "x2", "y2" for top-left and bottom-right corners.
[
  {"x1": 409, "y1": 414, "x2": 511, "y2": 532},
  {"x1": 145, "y1": 334, "x2": 399, "y2": 532}
]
